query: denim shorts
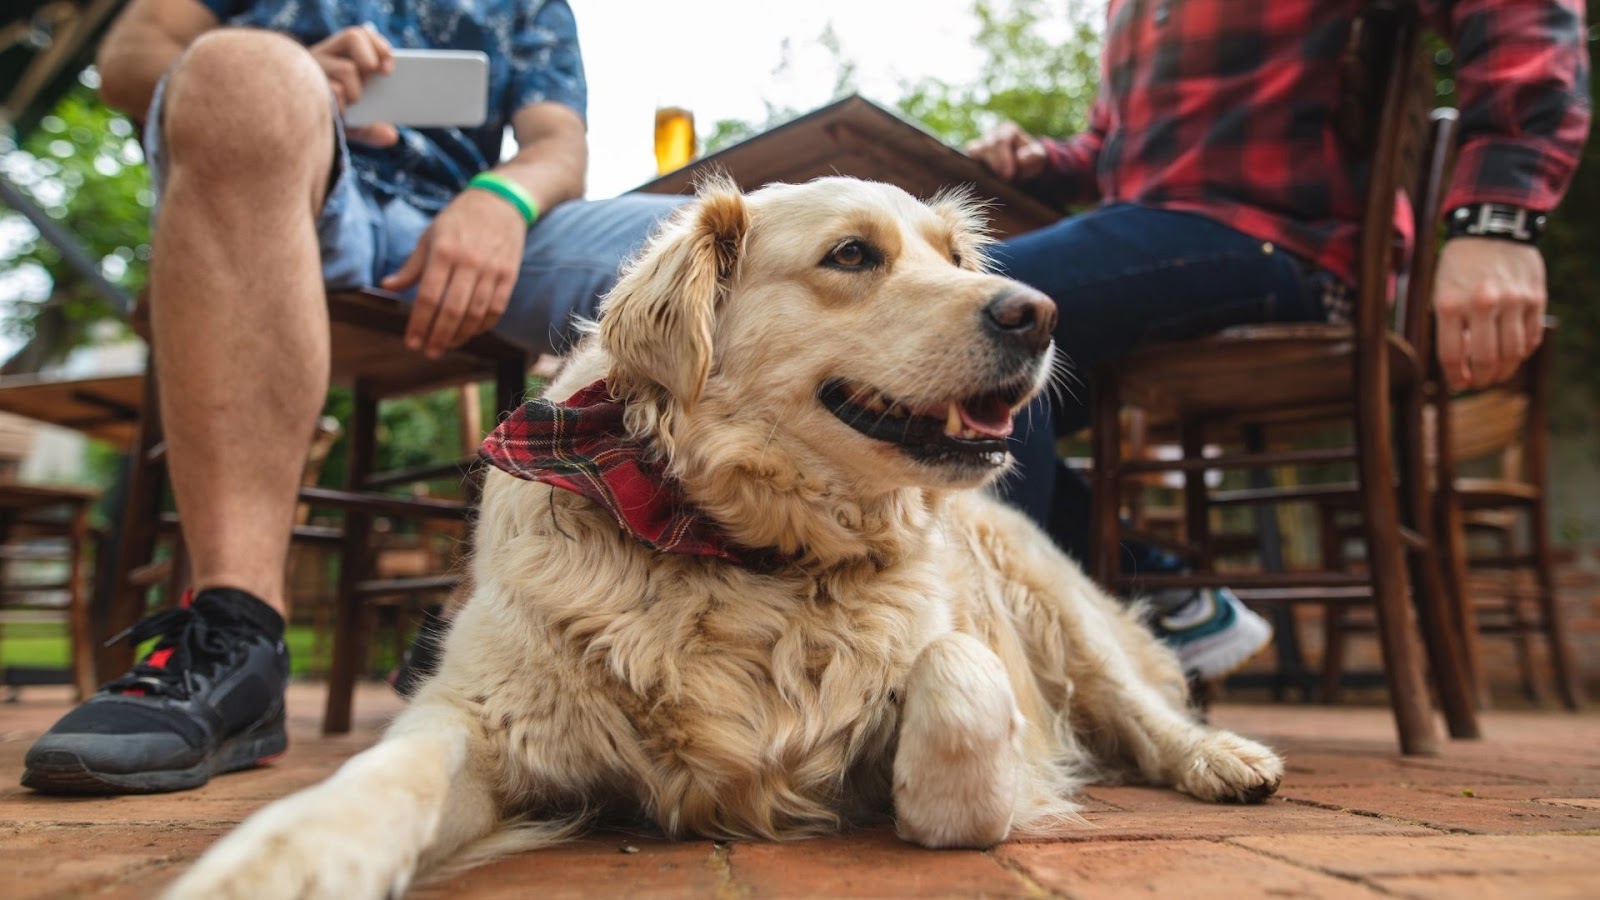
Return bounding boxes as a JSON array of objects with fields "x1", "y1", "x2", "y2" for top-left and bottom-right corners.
[{"x1": 143, "y1": 78, "x2": 685, "y2": 358}]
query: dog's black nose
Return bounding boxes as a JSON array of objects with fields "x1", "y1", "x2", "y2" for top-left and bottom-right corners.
[{"x1": 982, "y1": 287, "x2": 1056, "y2": 354}]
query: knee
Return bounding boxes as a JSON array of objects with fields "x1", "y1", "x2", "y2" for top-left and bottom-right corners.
[{"x1": 161, "y1": 30, "x2": 330, "y2": 177}]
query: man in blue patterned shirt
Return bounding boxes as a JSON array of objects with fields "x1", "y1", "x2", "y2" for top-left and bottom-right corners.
[{"x1": 21, "y1": 0, "x2": 682, "y2": 795}]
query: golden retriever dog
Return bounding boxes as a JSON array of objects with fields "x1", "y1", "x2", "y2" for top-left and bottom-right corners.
[{"x1": 168, "y1": 176, "x2": 1282, "y2": 899}]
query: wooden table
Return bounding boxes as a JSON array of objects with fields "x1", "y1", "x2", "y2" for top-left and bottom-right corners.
[
  {"x1": 0, "y1": 370, "x2": 144, "y2": 450},
  {"x1": 636, "y1": 95, "x2": 1061, "y2": 241}
]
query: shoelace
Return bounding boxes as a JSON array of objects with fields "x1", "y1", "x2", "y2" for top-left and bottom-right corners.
[{"x1": 102, "y1": 606, "x2": 251, "y2": 699}]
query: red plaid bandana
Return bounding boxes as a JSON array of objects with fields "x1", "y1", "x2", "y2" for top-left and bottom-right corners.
[{"x1": 480, "y1": 380, "x2": 778, "y2": 569}]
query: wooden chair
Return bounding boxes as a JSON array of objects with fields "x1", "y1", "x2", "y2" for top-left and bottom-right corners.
[
  {"x1": 1325, "y1": 332, "x2": 1583, "y2": 709},
  {"x1": 1435, "y1": 335, "x2": 1582, "y2": 709},
  {"x1": 1318, "y1": 329, "x2": 1580, "y2": 707},
  {"x1": 101, "y1": 287, "x2": 528, "y2": 733},
  {"x1": 0, "y1": 483, "x2": 98, "y2": 700},
  {"x1": 1086, "y1": 5, "x2": 1478, "y2": 755}
]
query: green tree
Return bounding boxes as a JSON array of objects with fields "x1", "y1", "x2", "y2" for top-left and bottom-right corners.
[
  {"x1": 704, "y1": 1, "x2": 1102, "y2": 155},
  {"x1": 705, "y1": 23, "x2": 865, "y2": 155},
  {"x1": 1, "y1": 76, "x2": 147, "y2": 367},
  {"x1": 896, "y1": 0, "x2": 1102, "y2": 145}
]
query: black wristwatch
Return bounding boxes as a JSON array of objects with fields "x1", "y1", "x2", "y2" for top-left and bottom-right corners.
[{"x1": 1445, "y1": 203, "x2": 1546, "y2": 245}]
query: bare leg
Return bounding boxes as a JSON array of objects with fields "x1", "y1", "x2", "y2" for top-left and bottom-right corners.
[{"x1": 151, "y1": 30, "x2": 336, "y2": 614}]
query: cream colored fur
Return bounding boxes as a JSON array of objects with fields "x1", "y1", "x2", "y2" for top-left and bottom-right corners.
[{"x1": 168, "y1": 177, "x2": 1282, "y2": 900}]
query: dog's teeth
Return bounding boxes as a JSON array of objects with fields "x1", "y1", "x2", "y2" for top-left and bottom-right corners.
[
  {"x1": 861, "y1": 394, "x2": 886, "y2": 413},
  {"x1": 945, "y1": 403, "x2": 962, "y2": 437}
]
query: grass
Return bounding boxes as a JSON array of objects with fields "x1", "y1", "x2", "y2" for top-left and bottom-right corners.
[
  {"x1": 1, "y1": 621, "x2": 405, "y2": 681},
  {"x1": 0, "y1": 621, "x2": 71, "y2": 669}
]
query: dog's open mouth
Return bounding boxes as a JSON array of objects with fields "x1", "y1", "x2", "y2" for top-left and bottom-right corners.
[{"x1": 817, "y1": 376, "x2": 1032, "y2": 466}]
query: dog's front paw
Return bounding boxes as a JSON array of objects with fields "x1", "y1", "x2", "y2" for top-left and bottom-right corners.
[
  {"x1": 894, "y1": 634, "x2": 1024, "y2": 849},
  {"x1": 164, "y1": 784, "x2": 425, "y2": 900},
  {"x1": 1175, "y1": 730, "x2": 1283, "y2": 804}
]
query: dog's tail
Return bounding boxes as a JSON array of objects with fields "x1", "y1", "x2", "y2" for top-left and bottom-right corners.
[{"x1": 419, "y1": 812, "x2": 596, "y2": 885}]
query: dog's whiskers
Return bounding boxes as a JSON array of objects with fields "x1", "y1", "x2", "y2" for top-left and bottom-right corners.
[{"x1": 1046, "y1": 354, "x2": 1082, "y2": 407}]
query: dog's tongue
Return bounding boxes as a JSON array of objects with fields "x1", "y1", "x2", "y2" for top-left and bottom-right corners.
[{"x1": 957, "y1": 398, "x2": 1014, "y2": 439}]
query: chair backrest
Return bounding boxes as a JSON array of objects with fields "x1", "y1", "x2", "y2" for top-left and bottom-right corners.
[
  {"x1": 1398, "y1": 109, "x2": 1460, "y2": 363},
  {"x1": 1433, "y1": 330, "x2": 1553, "y2": 484},
  {"x1": 1352, "y1": 2, "x2": 1434, "y2": 352}
]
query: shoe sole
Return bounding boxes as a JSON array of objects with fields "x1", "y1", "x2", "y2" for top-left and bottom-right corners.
[{"x1": 20, "y1": 716, "x2": 287, "y2": 795}]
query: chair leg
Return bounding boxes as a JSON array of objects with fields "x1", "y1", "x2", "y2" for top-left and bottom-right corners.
[
  {"x1": 1398, "y1": 388, "x2": 1480, "y2": 740},
  {"x1": 166, "y1": 530, "x2": 192, "y2": 606},
  {"x1": 1244, "y1": 424, "x2": 1310, "y2": 703},
  {"x1": 100, "y1": 369, "x2": 167, "y2": 679},
  {"x1": 1318, "y1": 503, "x2": 1347, "y2": 704},
  {"x1": 1355, "y1": 371, "x2": 1440, "y2": 756},
  {"x1": 1509, "y1": 595, "x2": 1545, "y2": 704},
  {"x1": 67, "y1": 501, "x2": 96, "y2": 700},
  {"x1": 323, "y1": 386, "x2": 378, "y2": 735},
  {"x1": 1530, "y1": 497, "x2": 1582, "y2": 710},
  {"x1": 1501, "y1": 541, "x2": 1546, "y2": 705},
  {"x1": 1089, "y1": 374, "x2": 1123, "y2": 588},
  {"x1": 1437, "y1": 484, "x2": 1490, "y2": 708},
  {"x1": 1521, "y1": 339, "x2": 1579, "y2": 709},
  {"x1": 1320, "y1": 603, "x2": 1349, "y2": 705},
  {"x1": 496, "y1": 354, "x2": 527, "y2": 421},
  {"x1": 1179, "y1": 419, "x2": 1211, "y2": 577}
]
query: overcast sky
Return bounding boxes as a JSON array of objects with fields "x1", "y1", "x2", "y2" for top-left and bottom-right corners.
[{"x1": 577, "y1": 0, "x2": 988, "y2": 197}]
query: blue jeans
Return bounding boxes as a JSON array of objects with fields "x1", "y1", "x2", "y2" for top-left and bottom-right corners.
[
  {"x1": 144, "y1": 78, "x2": 684, "y2": 358},
  {"x1": 988, "y1": 204, "x2": 1329, "y2": 566}
]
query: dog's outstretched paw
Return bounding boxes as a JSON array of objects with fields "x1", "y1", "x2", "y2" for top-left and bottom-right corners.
[
  {"x1": 1176, "y1": 730, "x2": 1283, "y2": 804},
  {"x1": 163, "y1": 786, "x2": 422, "y2": 900}
]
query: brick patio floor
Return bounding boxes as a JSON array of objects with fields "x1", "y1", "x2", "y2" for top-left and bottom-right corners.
[{"x1": 2, "y1": 683, "x2": 1597, "y2": 899}]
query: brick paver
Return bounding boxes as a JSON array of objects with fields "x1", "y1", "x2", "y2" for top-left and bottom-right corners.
[
  {"x1": 2, "y1": 685, "x2": 1597, "y2": 898},
  {"x1": 998, "y1": 840, "x2": 1392, "y2": 899}
]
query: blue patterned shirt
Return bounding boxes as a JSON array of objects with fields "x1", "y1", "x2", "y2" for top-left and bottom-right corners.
[{"x1": 198, "y1": 0, "x2": 586, "y2": 211}]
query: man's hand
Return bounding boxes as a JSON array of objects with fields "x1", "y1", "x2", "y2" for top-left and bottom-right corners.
[
  {"x1": 308, "y1": 25, "x2": 397, "y2": 147},
  {"x1": 381, "y1": 190, "x2": 527, "y2": 358},
  {"x1": 1433, "y1": 238, "x2": 1547, "y2": 391},
  {"x1": 965, "y1": 121, "x2": 1050, "y2": 183}
]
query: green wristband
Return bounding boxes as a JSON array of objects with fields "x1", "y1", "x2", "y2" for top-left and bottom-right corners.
[{"x1": 467, "y1": 172, "x2": 539, "y2": 227}]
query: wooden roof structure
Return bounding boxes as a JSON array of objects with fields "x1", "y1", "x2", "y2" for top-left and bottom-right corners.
[{"x1": 2, "y1": 1, "x2": 126, "y2": 137}]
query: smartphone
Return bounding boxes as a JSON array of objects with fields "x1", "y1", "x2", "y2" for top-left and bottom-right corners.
[{"x1": 343, "y1": 49, "x2": 490, "y2": 129}]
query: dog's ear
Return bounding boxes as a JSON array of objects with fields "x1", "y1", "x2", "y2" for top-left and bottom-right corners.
[{"x1": 600, "y1": 175, "x2": 748, "y2": 408}]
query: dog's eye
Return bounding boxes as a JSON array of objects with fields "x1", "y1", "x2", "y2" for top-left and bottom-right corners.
[
  {"x1": 952, "y1": 250, "x2": 964, "y2": 268},
  {"x1": 823, "y1": 239, "x2": 878, "y2": 270}
]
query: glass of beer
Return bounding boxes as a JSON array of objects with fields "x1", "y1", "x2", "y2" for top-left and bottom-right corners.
[{"x1": 654, "y1": 105, "x2": 697, "y2": 174}]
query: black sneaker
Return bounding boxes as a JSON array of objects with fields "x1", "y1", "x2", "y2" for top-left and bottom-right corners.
[{"x1": 21, "y1": 588, "x2": 290, "y2": 795}]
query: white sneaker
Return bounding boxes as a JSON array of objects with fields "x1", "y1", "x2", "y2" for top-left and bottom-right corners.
[{"x1": 1153, "y1": 587, "x2": 1274, "y2": 680}]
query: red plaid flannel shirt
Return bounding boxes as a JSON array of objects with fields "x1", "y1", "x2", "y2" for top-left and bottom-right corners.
[
  {"x1": 481, "y1": 380, "x2": 775, "y2": 568},
  {"x1": 1028, "y1": 0, "x2": 1591, "y2": 285}
]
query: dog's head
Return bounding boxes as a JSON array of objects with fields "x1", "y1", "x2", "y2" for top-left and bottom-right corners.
[{"x1": 590, "y1": 176, "x2": 1056, "y2": 560}]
